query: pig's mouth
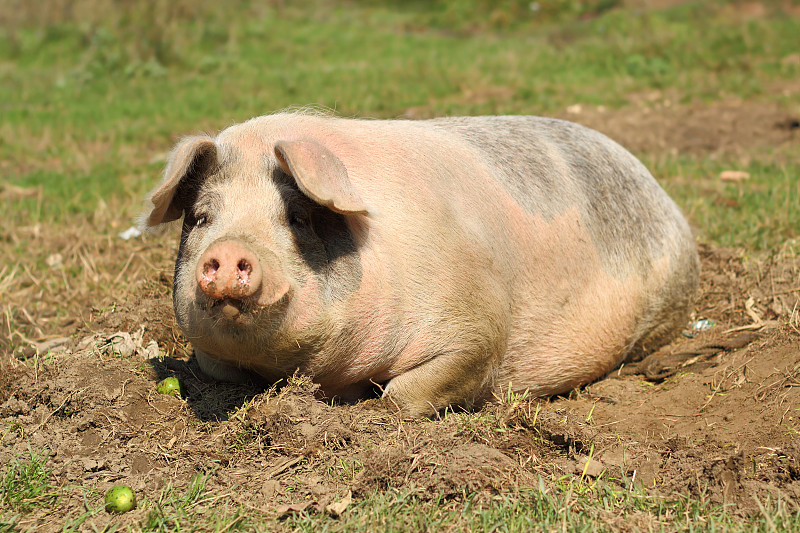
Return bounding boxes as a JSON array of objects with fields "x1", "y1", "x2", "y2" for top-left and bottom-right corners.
[
  {"x1": 202, "y1": 295, "x2": 287, "y2": 329},
  {"x1": 193, "y1": 281, "x2": 291, "y2": 330},
  {"x1": 216, "y1": 299, "x2": 246, "y2": 321},
  {"x1": 204, "y1": 298, "x2": 257, "y2": 327}
]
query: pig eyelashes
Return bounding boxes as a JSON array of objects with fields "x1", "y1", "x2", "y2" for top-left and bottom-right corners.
[
  {"x1": 187, "y1": 191, "x2": 223, "y2": 228},
  {"x1": 287, "y1": 207, "x2": 311, "y2": 232},
  {"x1": 189, "y1": 212, "x2": 210, "y2": 228},
  {"x1": 287, "y1": 208, "x2": 320, "y2": 247}
]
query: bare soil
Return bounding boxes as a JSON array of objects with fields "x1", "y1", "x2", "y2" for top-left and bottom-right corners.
[
  {"x1": 559, "y1": 84, "x2": 800, "y2": 160},
  {"x1": 1, "y1": 98, "x2": 799, "y2": 530}
]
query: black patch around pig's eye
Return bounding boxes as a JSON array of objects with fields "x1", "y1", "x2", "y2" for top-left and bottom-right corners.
[{"x1": 271, "y1": 167, "x2": 362, "y2": 302}]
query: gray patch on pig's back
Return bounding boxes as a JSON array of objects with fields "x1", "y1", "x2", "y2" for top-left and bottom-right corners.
[{"x1": 430, "y1": 116, "x2": 686, "y2": 275}]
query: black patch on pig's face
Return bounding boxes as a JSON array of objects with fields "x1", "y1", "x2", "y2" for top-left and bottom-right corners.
[
  {"x1": 170, "y1": 148, "x2": 219, "y2": 218},
  {"x1": 313, "y1": 207, "x2": 363, "y2": 302},
  {"x1": 274, "y1": 169, "x2": 362, "y2": 303}
]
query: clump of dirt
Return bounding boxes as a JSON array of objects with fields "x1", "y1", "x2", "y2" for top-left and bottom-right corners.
[
  {"x1": 0, "y1": 357, "x2": 17, "y2": 405},
  {"x1": 1, "y1": 241, "x2": 798, "y2": 530}
]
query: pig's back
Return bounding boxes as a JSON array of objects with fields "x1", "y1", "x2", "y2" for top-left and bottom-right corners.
[
  {"x1": 428, "y1": 116, "x2": 699, "y2": 391},
  {"x1": 428, "y1": 115, "x2": 693, "y2": 277}
]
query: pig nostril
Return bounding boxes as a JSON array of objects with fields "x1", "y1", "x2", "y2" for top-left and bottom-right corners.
[
  {"x1": 205, "y1": 259, "x2": 220, "y2": 275},
  {"x1": 237, "y1": 259, "x2": 252, "y2": 274}
]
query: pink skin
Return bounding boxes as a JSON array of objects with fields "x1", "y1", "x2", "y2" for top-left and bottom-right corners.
[
  {"x1": 196, "y1": 123, "x2": 622, "y2": 397},
  {"x1": 196, "y1": 240, "x2": 263, "y2": 301},
  {"x1": 195, "y1": 239, "x2": 290, "y2": 323},
  {"x1": 145, "y1": 112, "x2": 698, "y2": 416}
]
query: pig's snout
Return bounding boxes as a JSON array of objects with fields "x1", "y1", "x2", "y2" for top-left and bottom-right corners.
[
  {"x1": 197, "y1": 240, "x2": 262, "y2": 300},
  {"x1": 196, "y1": 240, "x2": 289, "y2": 307}
]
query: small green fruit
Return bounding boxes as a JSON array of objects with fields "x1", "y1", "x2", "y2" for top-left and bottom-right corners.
[
  {"x1": 157, "y1": 377, "x2": 183, "y2": 398},
  {"x1": 104, "y1": 484, "x2": 137, "y2": 513}
]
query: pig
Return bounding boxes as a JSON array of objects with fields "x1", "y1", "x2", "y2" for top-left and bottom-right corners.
[{"x1": 143, "y1": 111, "x2": 699, "y2": 417}]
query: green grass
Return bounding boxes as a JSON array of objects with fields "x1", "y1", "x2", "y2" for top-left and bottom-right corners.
[
  {"x1": 3, "y1": 448, "x2": 798, "y2": 532},
  {"x1": 654, "y1": 157, "x2": 800, "y2": 250},
  {"x1": 1, "y1": 0, "x2": 798, "y2": 248},
  {"x1": 0, "y1": 462, "x2": 251, "y2": 532},
  {"x1": 0, "y1": 448, "x2": 59, "y2": 513},
  {"x1": 285, "y1": 483, "x2": 800, "y2": 532},
  {"x1": 139, "y1": 470, "x2": 250, "y2": 532}
]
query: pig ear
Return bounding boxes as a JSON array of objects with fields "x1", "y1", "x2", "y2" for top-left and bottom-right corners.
[
  {"x1": 145, "y1": 136, "x2": 217, "y2": 227},
  {"x1": 274, "y1": 140, "x2": 368, "y2": 215}
]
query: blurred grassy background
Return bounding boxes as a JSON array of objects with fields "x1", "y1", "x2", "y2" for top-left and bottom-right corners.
[{"x1": 1, "y1": 0, "x2": 798, "y2": 242}]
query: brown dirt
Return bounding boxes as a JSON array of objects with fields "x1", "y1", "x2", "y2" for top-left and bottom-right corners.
[
  {"x1": 2, "y1": 240, "x2": 799, "y2": 531},
  {"x1": 404, "y1": 81, "x2": 800, "y2": 162},
  {"x1": 560, "y1": 90, "x2": 800, "y2": 161},
  {"x1": 1, "y1": 98, "x2": 799, "y2": 530}
]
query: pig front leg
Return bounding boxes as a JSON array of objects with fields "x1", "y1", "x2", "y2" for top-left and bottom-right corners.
[
  {"x1": 195, "y1": 349, "x2": 253, "y2": 383},
  {"x1": 382, "y1": 349, "x2": 497, "y2": 417}
]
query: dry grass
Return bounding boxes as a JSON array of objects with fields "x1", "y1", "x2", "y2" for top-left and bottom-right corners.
[{"x1": 0, "y1": 201, "x2": 178, "y2": 356}]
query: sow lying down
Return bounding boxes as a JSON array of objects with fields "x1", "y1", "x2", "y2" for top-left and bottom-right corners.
[{"x1": 143, "y1": 112, "x2": 699, "y2": 416}]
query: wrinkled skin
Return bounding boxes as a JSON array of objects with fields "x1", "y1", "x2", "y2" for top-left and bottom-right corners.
[{"x1": 143, "y1": 112, "x2": 699, "y2": 417}]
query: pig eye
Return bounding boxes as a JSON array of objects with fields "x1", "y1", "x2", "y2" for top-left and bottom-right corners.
[
  {"x1": 288, "y1": 208, "x2": 311, "y2": 231},
  {"x1": 193, "y1": 212, "x2": 209, "y2": 227}
]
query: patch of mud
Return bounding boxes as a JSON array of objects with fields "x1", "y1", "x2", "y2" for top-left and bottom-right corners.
[
  {"x1": 1, "y1": 243, "x2": 798, "y2": 530},
  {"x1": 561, "y1": 98, "x2": 800, "y2": 160}
]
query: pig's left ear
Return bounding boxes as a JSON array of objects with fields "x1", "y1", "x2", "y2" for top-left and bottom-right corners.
[
  {"x1": 142, "y1": 136, "x2": 217, "y2": 228},
  {"x1": 274, "y1": 140, "x2": 368, "y2": 215}
]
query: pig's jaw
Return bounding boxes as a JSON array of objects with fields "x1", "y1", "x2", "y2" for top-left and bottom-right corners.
[{"x1": 190, "y1": 282, "x2": 291, "y2": 332}]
